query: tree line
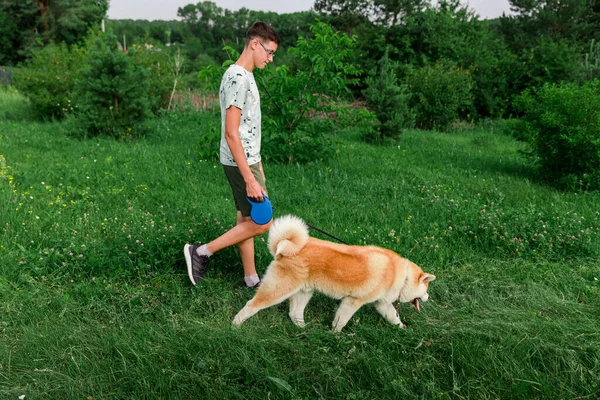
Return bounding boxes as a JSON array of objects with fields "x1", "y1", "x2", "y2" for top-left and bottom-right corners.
[{"x1": 2, "y1": 0, "x2": 600, "y2": 189}]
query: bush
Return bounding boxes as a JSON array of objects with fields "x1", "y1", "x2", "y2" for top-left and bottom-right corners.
[
  {"x1": 72, "y1": 33, "x2": 152, "y2": 139},
  {"x1": 573, "y1": 39, "x2": 600, "y2": 85},
  {"x1": 515, "y1": 80, "x2": 600, "y2": 191},
  {"x1": 12, "y1": 42, "x2": 88, "y2": 120},
  {"x1": 128, "y1": 44, "x2": 174, "y2": 114},
  {"x1": 362, "y1": 47, "x2": 414, "y2": 144},
  {"x1": 0, "y1": 85, "x2": 31, "y2": 120},
  {"x1": 406, "y1": 60, "x2": 473, "y2": 131},
  {"x1": 197, "y1": 20, "x2": 367, "y2": 164},
  {"x1": 260, "y1": 21, "x2": 363, "y2": 163}
]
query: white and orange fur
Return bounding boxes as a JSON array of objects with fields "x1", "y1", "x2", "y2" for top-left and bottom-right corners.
[{"x1": 233, "y1": 215, "x2": 436, "y2": 332}]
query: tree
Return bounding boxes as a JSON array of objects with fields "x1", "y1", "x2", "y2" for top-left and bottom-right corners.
[
  {"x1": 313, "y1": 0, "x2": 374, "y2": 35},
  {"x1": 73, "y1": 33, "x2": 151, "y2": 138},
  {"x1": 374, "y1": 0, "x2": 427, "y2": 25},
  {"x1": 507, "y1": 0, "x2": 591, "y2": 40},
  {"x1": 314, "y1": 0, "x2": 427, "y2": 28},
  {"x1": 0, "y1": 0, "x2": 109, "y2": 64},
  {"x1": 0, "y1": 8, "x2": 17, "y2": 64},
  {"x1": 362, "y1": 47, "x2": 414, "y2": 142}
]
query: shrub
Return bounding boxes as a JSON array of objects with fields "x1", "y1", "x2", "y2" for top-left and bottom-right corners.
[
  {"x1": 0, "y1": 85, "x2": 31, "y2": 120},
  {"x1": 12, "y1": 42, "x2": 88, "y2": 120},
  {"x1": 573, "y1": 39, "x2": 600, "y2": 85},
  {"x1": 197, "y1": 20, "x2": 366, "y2": 164},
  {"x1": 128, "y1": 44, "x2": 173, "y2": 114},
  {"x1": 406, "y1": 60, "x2": 473, "y2": 131},
  {"x1": 515, "y1": 80, "x2": 600, "y2": 191},
  {"x1": 362, "y1": 47, "x2": 414, "y2": 143},
  {"x1": 72, "y1": 33, "x2": 152, "y2": 139},
  {"x1": 260, "y1": 20, "x2": 362, "y2": 163}
]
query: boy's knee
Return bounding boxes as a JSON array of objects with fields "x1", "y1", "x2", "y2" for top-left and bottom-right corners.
[{"x1": 256, "y1": 219, "x2": 272, "y2": 235}]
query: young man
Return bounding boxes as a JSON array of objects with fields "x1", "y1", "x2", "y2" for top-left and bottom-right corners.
[{"x1": 184, "y1": 22, "x2": 280, "y2": 288}]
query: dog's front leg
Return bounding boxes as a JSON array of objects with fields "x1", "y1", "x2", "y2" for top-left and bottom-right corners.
[
  {"x1": 332, "y1": 297, "x2": 364, "y2": 332},
  {"x1": 375, "y1": 301, "x2": 404, "y2": 328}
]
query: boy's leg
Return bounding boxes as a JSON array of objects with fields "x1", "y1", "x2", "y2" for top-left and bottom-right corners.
[
  {"x1": 185, "y1": 163, "x2": 270, "y2": 286},
  {"x1": 235, "y1": 212, "x2": 259, "y2": 279},
  {"x1": 186, "y1": 218, "x2": 269, "y2": 286},
  {"x1": 205, "y1": 217, "x2": 270, "y2": 255}
]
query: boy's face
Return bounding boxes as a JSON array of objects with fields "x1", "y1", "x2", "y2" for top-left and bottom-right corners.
[{"x1": 254, "y1": 39, "x2": 278, "y2": 69}]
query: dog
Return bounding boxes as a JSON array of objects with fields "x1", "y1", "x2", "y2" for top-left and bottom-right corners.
[{"x1": 233, "y1": 215, "x2": 436, "y2": 332}]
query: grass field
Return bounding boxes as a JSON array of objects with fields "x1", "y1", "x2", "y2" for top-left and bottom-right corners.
[{"x1": 1, "y1": 90, "x2": 599, "y2": 399}]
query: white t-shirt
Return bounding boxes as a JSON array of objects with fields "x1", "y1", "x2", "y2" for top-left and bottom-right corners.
[{"x1": 219, "y1": 64, "x2": 262, "y2": 167}]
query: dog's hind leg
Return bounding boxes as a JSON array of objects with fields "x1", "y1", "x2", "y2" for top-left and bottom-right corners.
[
  {"x1": 332, "y1": 297, "x2": 365, "y2": 332},
  {"x1": 288, "y1": 289, "x2": 314, "y2": 327},
  {"x1": 374, "y1": 301, "x2": 404, "y2": 328},
  {"x1": 233, "y1": 276, "x2": 302, "y2": 326}
]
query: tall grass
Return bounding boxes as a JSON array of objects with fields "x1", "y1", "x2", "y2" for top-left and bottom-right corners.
[{"x1": 1, "y1": 92, "x2": 599, "y2": 399}]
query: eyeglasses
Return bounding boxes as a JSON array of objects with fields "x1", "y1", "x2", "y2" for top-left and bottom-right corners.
[{"x1": 258, "y1": 41, "x2": 275, "y2": 58}]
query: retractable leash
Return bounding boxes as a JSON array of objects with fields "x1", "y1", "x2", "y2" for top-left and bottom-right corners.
[
  {"x1": 305, "y1": 223, "x2": 350, "y2": 245},
  {"x1": 246, "y1": 195, "x2": 274, "y2": 225},
  {"x1": 247, "y1": 196, "x2": 350, "y2": 244}
]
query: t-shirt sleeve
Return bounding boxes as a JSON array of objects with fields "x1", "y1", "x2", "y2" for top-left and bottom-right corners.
[{"x1": 223, "y1": 72, "x2": 249, "y2": 111}]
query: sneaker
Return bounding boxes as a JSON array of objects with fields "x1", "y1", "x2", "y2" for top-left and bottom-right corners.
[{"x1": 184, "y1": 244, "x2": 209, "y2": 285}]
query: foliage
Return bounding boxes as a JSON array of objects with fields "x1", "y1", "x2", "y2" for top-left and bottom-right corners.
[
  {"x1": 259, "y1": 20, "x2": 363, "y2": 163},
  {"x1": 515, "y1": 80, "x2": 600, "y2": 191},
  {"x1": 573, "y1": 39, "x2": 600, "y2": 84},
  {"x1": 72, "y1": 33, "x2": 152, "y2": 139},
  {"x1": 384, "y1": 1, "x2": 515, "y2": 119},
  {"x1": 0, "y1": 85, "x2": 31, "y2": 120},
  {"x1": 176, "y1": 1, "x2": 317, "y2": 65},
  {"x1": 406, "y1": 60, "x2": 473, "y2": 131},
  {"x1": 0, "y1": 0, "x2": 108, "y2": 64},
  {"x1": 314, "y1": 0, "x2": 427, "y2": 27},
  {"x1": 0, "y1": 7, "x2": 17, "y2": 64},
  {"x1": 12, "y1": 41, "x2": 89, "y2": 120},
  {"x1": 127, "y1": 44, "x2": 174, "y2": 114},
  {"x1": 507, "y1": 0, "x2": 598, "y2": 43},
  {"x1": 495, "y1": 0, "x2": 599, "y2": 110},
  {"x1": 196, "y1": 20, "x2": 364, "y2": 164},
  {"x1": 362, "y1": 47, "x2": 414, "y2": 143}
]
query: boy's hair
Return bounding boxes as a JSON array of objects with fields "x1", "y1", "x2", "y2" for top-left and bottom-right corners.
[{"x1": 246, "y1": 21, "x2": 281, "y2": 46}]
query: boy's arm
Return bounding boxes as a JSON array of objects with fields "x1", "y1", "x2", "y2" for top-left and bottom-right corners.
[{"x1": 225, "y1": 105, "x2": 265, "y2": 201}]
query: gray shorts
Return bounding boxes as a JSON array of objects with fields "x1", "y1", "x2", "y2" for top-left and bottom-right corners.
[{"x1": 223, "y1": 164, "x2": 268, "y2": 217}]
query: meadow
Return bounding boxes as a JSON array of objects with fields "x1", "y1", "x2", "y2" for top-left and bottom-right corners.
[{"x1": 1, "y1": 90, "x2": 599, "y2": 399}]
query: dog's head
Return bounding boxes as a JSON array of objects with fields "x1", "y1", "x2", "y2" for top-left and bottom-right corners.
[{"x1": 399, "y1": 261, "x2": 436, "y2": 312}]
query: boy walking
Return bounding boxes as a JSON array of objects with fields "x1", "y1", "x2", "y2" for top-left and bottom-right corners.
[{"x1": 184, "y1": 22, "x2": 281, "y2": 288}]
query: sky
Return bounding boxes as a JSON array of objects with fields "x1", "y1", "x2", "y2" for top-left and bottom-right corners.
[{"x1": 107, "y1": 0, "x2": 513, "y2": 21}]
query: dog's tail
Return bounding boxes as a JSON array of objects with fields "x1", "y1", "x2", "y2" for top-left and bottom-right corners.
[{"x1": 268, "y1": 215, "x2": 309, "y2": 258}]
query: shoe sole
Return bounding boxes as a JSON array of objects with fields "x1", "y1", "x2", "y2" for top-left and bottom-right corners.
[{"x1": 183, "y1": 244, "x2": 196, "y2": 286}]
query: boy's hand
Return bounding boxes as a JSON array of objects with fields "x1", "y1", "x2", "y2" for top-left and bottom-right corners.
[{"x1": 246, "y1": 178, "x2": 265, "y2": 202}]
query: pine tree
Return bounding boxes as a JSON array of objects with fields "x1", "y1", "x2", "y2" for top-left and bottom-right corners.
[
  {"x1": 74, "y1": 33, "x2": 151, "y2": 139},
  {"x1": 362, "y1": 47, "x2": 414, "y2": 143}
]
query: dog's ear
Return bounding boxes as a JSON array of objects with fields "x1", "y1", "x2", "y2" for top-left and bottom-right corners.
[{"x1": 420, "y1": 273, "x2": 436, "y2": 283}]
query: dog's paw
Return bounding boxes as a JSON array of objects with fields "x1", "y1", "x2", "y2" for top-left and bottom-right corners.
[{"x1": 294, "y1": 320, "x2": 306, "y2": 328}]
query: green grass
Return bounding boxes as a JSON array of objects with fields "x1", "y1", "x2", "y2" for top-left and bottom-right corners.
[{"x1": 1, "y1": 91, "x2": 599, "y2": 399}]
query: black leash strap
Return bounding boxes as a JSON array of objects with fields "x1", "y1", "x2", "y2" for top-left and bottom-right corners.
[{"x1": 305, "y1": 223, "x2": 349, "y2": 245}]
